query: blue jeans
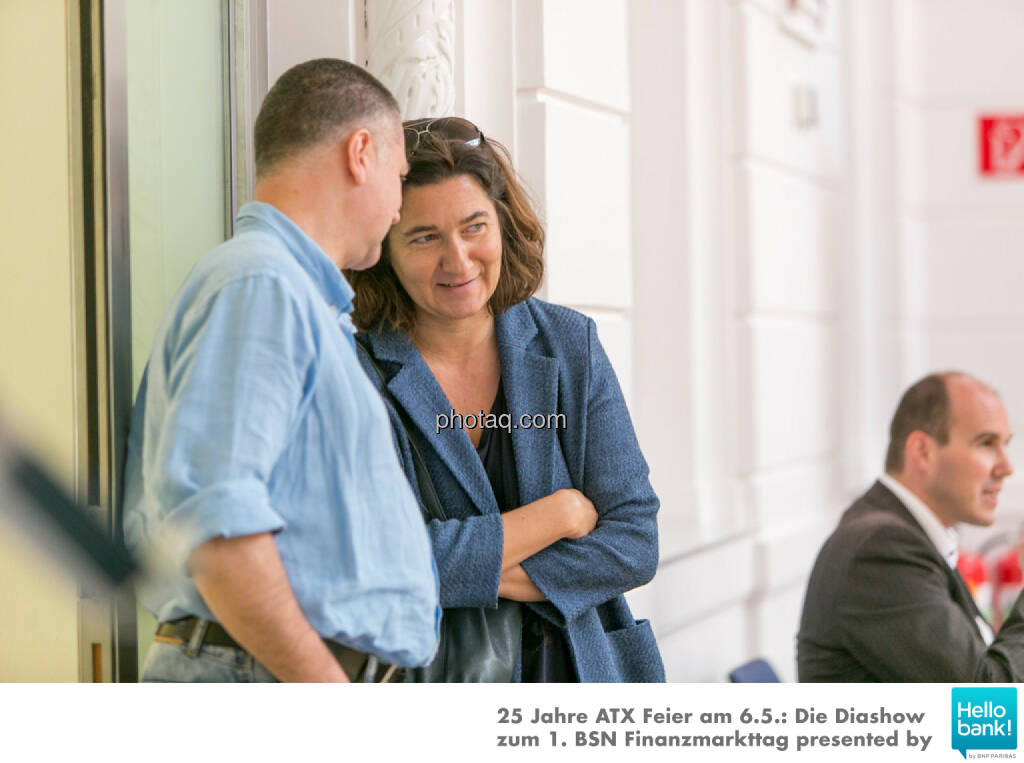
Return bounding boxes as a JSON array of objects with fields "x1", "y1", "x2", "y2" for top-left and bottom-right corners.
[{"x1": 141, "y1": 640, "x2": 278, "y2": 682}]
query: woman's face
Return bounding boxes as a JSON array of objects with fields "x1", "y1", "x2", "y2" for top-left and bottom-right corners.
[{"x1": 387, "y1": 174, "x2": 503, "y2": 326}]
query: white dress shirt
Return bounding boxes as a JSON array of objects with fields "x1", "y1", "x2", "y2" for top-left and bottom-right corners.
[{"x1": 878, "y1": 473, "x2": 994, "y2": 645}]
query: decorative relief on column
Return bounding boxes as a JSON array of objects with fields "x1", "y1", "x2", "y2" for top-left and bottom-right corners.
[
  {"x1": 782, "y1": 0, "x2": 829, "y2": 47},
  {"x1": 365, "y1": 0, "x2": 455, "y2": 120}
]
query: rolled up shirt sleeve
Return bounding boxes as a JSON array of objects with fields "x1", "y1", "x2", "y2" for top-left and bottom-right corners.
[{"x1": 144, "y1": 273, "x2": 313, "y2": 562}]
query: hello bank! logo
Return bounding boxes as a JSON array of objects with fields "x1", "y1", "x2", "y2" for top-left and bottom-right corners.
[{"x1": 952, "y1": 687, "x2": 1017, "y2": 758}]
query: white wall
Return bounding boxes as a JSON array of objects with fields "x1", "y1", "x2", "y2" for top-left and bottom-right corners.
[
  {"x1": 895, "y1": 0, "x2": 1024, "y2": 539},
  {"x1": 625, "y1": 0, "x2": 852, "y2": 682},
  {"x1": 625, "y1": 0, "x2": 1024, "y2": 681},
  {"x1": 734, "y1": 0, "x2": 847, "y2": 681},
  {"x1": 843, "y1": 0, "x2": 903, "y2": 496},
  {"x1": 515, "y1": 0, "x2": 634, "y2": 396},
  {"x1": 266, "y1": 0, "x2": 358, "y2": 86}
]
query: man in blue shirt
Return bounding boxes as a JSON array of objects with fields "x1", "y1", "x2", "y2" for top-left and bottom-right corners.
[{"x1": 123, "y1": 59, "x2": 440, "y2": 682}]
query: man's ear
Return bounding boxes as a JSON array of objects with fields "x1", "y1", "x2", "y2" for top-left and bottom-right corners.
[
  {"x1": 345, "y1": 127, "x2": 374, "y2": 185},
  {"x1": 905, "y1": 430, "x2": 934, "y2": 475}
]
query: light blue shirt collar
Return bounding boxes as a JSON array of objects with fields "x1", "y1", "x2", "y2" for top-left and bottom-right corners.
[{"x1": 234, "y1": 201, "x2": 355, "y2": 314}]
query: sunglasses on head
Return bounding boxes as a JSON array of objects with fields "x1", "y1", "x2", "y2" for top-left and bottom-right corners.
[{"x1": 403, "y1": 117, "x2": 484, "y2": 158}]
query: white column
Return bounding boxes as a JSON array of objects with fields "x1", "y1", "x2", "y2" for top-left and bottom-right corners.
[
  {"x1": 843, "y1": 0, "x2": 902, "y2": 493},
  {"x1": 515, "y1": 0, "x2": 633, "y2": 403},
  {"x1": 365, "y1": 0, "x2": 456, "y2": 119}
]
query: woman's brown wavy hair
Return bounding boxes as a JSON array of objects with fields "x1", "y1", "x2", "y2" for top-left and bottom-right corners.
[{"x1": 346, "y1": 128, "x2": 545, "y2": 333}]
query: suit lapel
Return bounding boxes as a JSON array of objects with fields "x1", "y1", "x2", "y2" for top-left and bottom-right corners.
[
  {"x1": 496, "y1": 305, "x2": 559, "y2": 505},
  {"x1": 866, "y1": 481, "x2": 986, "y2": 634},
  {"x1": 366, "y1": 328, "x2": 498, "y2": 516},
  {"x1": 950, "y1": 569, "x2": 985, "y2": 621}
]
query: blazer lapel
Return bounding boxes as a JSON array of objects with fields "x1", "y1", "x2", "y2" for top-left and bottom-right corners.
[
  {"x1": 950, "y1": 568, "x2": 985, "y2": 621},
  {"x1": 366, "y1": 328, "x2": 498, "y2": 516},
  {"x1": 866, "y1": 481, "x2": 986, "y2": 634},
  {"x1": 496, "y1": 305, "x2": 559, "y2": 505}
]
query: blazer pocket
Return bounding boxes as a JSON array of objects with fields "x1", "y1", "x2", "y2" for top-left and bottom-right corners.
[{"x1": 605, "y1": 618, "x2": 665, "y2": 683}]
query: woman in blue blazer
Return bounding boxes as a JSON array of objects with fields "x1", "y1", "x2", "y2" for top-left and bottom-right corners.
[{"x1": 348, "y1": 118, "x2": 664, "y2": 682}]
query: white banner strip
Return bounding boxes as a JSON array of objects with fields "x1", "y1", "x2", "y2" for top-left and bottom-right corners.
[{"x1": 0, "y1": 682, "x2": 1017, "y2": 761}]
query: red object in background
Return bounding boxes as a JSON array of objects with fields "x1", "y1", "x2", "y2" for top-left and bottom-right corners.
[
  {"x1": 993, "y1": 550, "x2": 1023, "y2": 632},
  {"x1": 979, "y1": 115, "x2": 1024, "y2": 176}
]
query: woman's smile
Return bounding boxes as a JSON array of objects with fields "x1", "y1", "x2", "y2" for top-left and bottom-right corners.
[{"x1": 438, "y1": 276, "x2": 479, "y2": 291}]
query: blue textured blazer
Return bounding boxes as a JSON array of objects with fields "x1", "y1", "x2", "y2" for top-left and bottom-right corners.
[{"x1": 358, "y1": 298, "x2": 665, "y2": 682}]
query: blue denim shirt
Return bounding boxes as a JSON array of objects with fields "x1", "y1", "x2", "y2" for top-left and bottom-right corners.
[{"x1": 123, "y1": 201, "x2": 440, "y2": 667}]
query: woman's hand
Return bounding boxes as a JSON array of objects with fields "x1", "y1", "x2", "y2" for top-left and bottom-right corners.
[
  {"x1": 557, "y1": 488, "x2": 598, "y2": 539},
  {"x1": 498, "y1": 494, "x2": 595, "y2": 602},
  {"x1": 498, "y1": 565, "x2": 547, "y2": 601},
  {"x1": 499, "y1": 489, "x2": 598, "y2": 571}
]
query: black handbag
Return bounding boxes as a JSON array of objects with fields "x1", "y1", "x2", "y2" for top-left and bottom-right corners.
[{"x1": 356, "y1": 339, "x2": 523, "y2": 682}]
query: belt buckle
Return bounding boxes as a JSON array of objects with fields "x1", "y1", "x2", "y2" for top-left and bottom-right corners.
[
  {"x1": 362, "y1": 655, "x2": 378, "y2": 683},
  {"x1": 184, "y1": 618, "x2": 209, "y2": 658},
  {"x1": 360, "y1": 655, "x2": 399, "y2": 683}
]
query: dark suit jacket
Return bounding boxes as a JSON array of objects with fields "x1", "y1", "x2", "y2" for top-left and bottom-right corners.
[
  {"x1": 357, "y1": 298, "x2": 665, "y2": 682},
  {"x1": 798, "y1": 480, "x2": 1024, "y2": 682}
]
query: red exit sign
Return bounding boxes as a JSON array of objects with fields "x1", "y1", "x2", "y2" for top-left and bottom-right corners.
[{"x1": 979, "y1": 115, "x2": 1024, "y2": 176}]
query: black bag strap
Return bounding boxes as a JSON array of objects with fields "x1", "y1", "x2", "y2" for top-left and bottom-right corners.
[{"x1": 356, "y1": 337, "x2": 447, "y2": 522}]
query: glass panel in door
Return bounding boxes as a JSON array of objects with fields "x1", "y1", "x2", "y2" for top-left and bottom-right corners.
[{"x1": 123, "y1": 0, "x2": 230, "y2": 673}]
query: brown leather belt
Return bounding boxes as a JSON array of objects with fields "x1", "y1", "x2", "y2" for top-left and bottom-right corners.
[{"x1": 155, "y1": 617, "x2": 402, "y2": 683}]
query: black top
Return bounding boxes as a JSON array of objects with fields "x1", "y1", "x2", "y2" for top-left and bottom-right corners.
[
  {"x1": 475, "y1": 379, "x2": 520, "y2": 515},
  {"x1": 476, "y1": 379, "x2": 576, "y2": 682}
]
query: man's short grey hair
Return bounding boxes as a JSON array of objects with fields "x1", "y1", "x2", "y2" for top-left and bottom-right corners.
[{"x1": 254, "y1": 58, "x2": 399, "y2": 179}]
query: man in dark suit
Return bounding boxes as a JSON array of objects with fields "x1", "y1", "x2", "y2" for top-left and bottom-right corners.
[{"x1": 798, "y1": 371, "x2": 1024, "y2": 681}]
